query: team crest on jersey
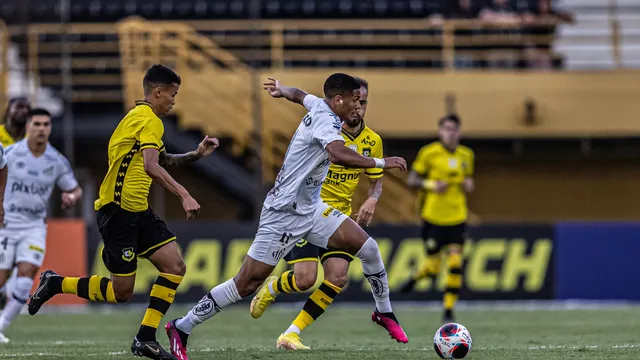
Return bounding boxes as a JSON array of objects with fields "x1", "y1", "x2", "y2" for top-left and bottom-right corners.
[
  {"x1": 122, "y1": 247, "x2": 135, "y2": 262},
  {"x1": 16, "y1": 161, "x2": 25, "y2": 169},
  {"x1": 43, "y1": 166, "x2": 54, "y2": 176},
  {"x1": 362, "y1": 148, "x2": 371, "y2": 157}
]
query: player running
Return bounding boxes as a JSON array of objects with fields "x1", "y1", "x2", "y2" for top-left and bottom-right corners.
[
  {"x1": 27, "y1": 64, "x2": 219, "y2": 360},
  {"x1": 0, "y1": 108, "x2": 82, "y2": 343},
  {"x1": 0, "y1": 97, "x2": 31, "y2": 310},
  {"x1": 399, "y1": 114, "x2": 474, "y2": 323},
  {"x1": 165, "y1": 73, "x2": 408, "y2": 360},
  {"x1": 250, "y1": 77, "x2": 405, "y2": 350}
]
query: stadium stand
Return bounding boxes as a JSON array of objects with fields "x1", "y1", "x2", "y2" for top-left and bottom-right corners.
[{"x1": 1, "y1": 1, "x2": 638, "y2": 224}]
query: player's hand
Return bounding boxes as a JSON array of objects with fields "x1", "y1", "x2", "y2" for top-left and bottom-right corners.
[
  {"x1": 434, "y1": 181, "x2": 449, "y2": 194},
  {"x1": 462, "y1": 178, "x2": 474, "y2": 193},
  {"x1": 263, "y1": 78, "x2": 283, "y2": 98},
  {"x1": 196, "y1": 135, "x2": 219, "y2": 158},
  {"x1": 356, "y1": 197, "x2": 378, "y2": 227},
  {"x1": 181, "y1": 194, "x2": 201, "y2": 219},
  {"x1": 61, "y1": 192, "x2": 79, "y2": 209},
  {"x1": 383, "y1": 157, "x2": 407, "y2": 172}
]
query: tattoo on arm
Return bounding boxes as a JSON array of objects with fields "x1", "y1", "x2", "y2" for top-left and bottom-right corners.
[
  {"x1": 368, "y1": 177, "x2": 383, "y2": 200},
  {"x1": 159, "y1": 150, "x2": 201, "y2": 168}
]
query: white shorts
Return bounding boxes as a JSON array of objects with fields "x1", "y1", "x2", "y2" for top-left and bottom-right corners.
[
  {"x1": 0, "y1": 227, "x2": 47, "y2": 270},
  {"x1": 247, "y1": 202, "x2": 348, "y2": 266}
]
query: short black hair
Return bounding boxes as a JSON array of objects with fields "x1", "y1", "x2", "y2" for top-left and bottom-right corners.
[
  {"x1": 323, "y1": 73, "x2": 361, "y2": 99},
  {"x1": 353, "y1": 76, "x2": 369, "y2": 91},
  {"x1": 28, "y1": 108, "x2": 51, "y2": 120},
  {"x1": 143, "y1": 64, "x2": 181, "y2": 95},
  {"x1": 438, "y1": 113, "x2": 461, "y2": 128}
]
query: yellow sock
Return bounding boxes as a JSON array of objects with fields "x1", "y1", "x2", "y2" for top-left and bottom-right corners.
[
  {"x1": 444, "y1": 252, "x2": 463, "y2": 311},
  {"x1": 62, "y1": 276, "x2": 117, "y2": 303},
  {"x1": 138, "y1": 273, "x2": 183, "y2": 342},
  {"x1": 413, "y1": 253, "x2": 441, "y2": 281},
  {"x1": 292, "y1": 280, "x2": 341, "y2": 332},
  {"x1": 273, "y1": 270, "x2": 301, "y2": 294}
]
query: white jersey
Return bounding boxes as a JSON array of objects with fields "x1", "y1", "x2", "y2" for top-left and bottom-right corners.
[
  {"x1": 263, "y1": 95, "x2": 344, "y2": 216},
  {"x1": 0, "y1": 142, "x2": 6, "y2": 169},
  {"x1": 4, "y1": 140, "x2": 78, "y2": 229}
]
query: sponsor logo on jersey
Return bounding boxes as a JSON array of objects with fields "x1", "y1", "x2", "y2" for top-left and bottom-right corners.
[
  {"x1": 10, "y1": 181, "x2": 51, "y2": 196},
  {"x1": 8, "y1": 203, "x2": 46, "y2": 216},
  {"x1": 323, "y1": 169, "x2": 361, "y2": 186},
  {"x1": 43, "y1": 166, "x2": 54, "y2": 176}
]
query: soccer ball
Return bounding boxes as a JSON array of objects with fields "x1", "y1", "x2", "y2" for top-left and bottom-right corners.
[{"x1": 433, "y1": 323, "x2": 472, "y2": 359}]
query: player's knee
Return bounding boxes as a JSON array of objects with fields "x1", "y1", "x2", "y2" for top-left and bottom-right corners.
[
  {"x1": 294, "y1": 270, "x2": 317, "y2": 291},
  {"x1": 165, "y1": 260, "x2": 186, "y2": 277},
  {"x1": 324, "y1": 271, "x2": 348, "y2": 288},
  {"x1": 355, "y1": 237, "x2": 380, "y2": 263}
]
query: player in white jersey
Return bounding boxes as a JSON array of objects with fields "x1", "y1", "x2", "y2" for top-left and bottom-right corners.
[
  {"x1": 0, "y1": 108, "x2": 82, "y2": 343},
  {"x1": 165, "y1": 73, "x2": 408, "y2": 360}
]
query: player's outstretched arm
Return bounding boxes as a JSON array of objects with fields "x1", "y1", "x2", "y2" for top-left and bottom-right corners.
[
  {"x1": 159, "y1": 136, "x2": 219, "y2": 168},
  {"x1": 325, "y1": 141, "x2": 407, "y2": 172},
  {"x1": 263, "y1": 77, "x2": 308, "y2": 105},
  {"x1": 143, "y1": 148, "x2": 200, "y2": 219}
]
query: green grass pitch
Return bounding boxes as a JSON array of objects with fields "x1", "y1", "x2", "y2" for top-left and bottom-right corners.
[{"x1": 0, "y1": 304, "x2": 639, "y2": 359}]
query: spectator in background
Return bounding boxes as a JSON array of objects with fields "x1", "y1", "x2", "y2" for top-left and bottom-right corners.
[
  {"x1": 480, "y1": 0, "x2": 523, "y2": 24},
  {"x1": 480, "y1": 0, "x2": 529, "y2": 69},
  {"x1": 522, "y1": 0, "x2": 575, "y2": 70}
]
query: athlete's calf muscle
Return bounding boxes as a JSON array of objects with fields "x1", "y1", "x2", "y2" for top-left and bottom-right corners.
[
  {"x1": 110, "y1": 274, "x2": 136, "y2": 303},
  {"x1": 233, "y1": 256, "x2": 276, "y2": 297}
]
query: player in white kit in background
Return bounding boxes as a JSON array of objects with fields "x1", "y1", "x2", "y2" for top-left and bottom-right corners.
[
  {"x1": 0, "y1": 108, "x2": 82, "y2": 343},
  {"x1": 165, "y1": 73, "x2": 408, "y2": 360}
]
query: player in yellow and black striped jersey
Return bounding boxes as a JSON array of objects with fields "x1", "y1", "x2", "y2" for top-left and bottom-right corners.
[
  {"x1": 27, "y1": 64, "x2": 219, "y2": 360},
  {"x1": 401, "y1": 113, "x2": 474, "y2": 323},
  {"x1": 0, "y1": 97, "x2": 31, "y2": 147},
  {"x1": 264, "y1": 77, "x2": 403, "y2": 350},
  {"x1": 0, "y1": 97, "x2": 31, "y2": 311}
]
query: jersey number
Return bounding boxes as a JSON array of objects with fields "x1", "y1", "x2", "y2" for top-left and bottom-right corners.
[
  {"x1": 0, "y1": 237, "x2": 7, "y2": 251},
  {"x1": 279, "y1": 232, "x2": 293, "y2": 245}
]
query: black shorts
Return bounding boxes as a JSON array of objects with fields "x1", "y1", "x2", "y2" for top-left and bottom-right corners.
[
  {"x1": 284, "y1": 239, "x2": 354, "y2": 264},
  {"x1": 97, "y1": 203, "x2": 176, "y2": 276},
  {"x1": 421, "y1": 221, "x2": 467, "y2": 255}
]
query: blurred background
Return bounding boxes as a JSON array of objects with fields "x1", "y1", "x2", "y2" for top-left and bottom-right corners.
[{"x1": 0, "y1": 0, "x2": 638, "y2": 305}]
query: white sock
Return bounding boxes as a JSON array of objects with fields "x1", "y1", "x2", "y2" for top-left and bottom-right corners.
[
  {"x1": 284, "y1": 324, "x2": 302, "y2": 336},
  {"x1": 175, "y1": 279, "x2": 242, "y2": 334},
  {"x1": 0, "y1": 276, "x2": 33, "y2": 332},
  {"x1": 267, "y1": 281, "x2": 277, "y2": 296},
  {"x1": 356, "y1": 237, "x2": 392, "y2": 313}
]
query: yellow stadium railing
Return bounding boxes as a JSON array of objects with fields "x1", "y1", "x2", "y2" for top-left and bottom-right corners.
[
  {"x1": 10, "y1": 15, "x2": 630, "y2": 224},
  {"x1": 0, "y1": 20, "x2": 8, "y2": 108},
  {"x1": 15, "y1": 17, "x2": 589, "y2": 103}
]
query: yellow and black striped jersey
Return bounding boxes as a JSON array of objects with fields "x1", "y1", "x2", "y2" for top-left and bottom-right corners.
[
  {"x1": 321, "y1": 124, "x2": 383, "y2": 216},
  {"x1": 94, "y1": 101, "x2": 165, "y2": 212}
]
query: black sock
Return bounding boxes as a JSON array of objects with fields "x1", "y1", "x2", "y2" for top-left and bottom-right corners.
[{"x1": 137, "y1": 325, "x2": 157, "y2": 342}]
